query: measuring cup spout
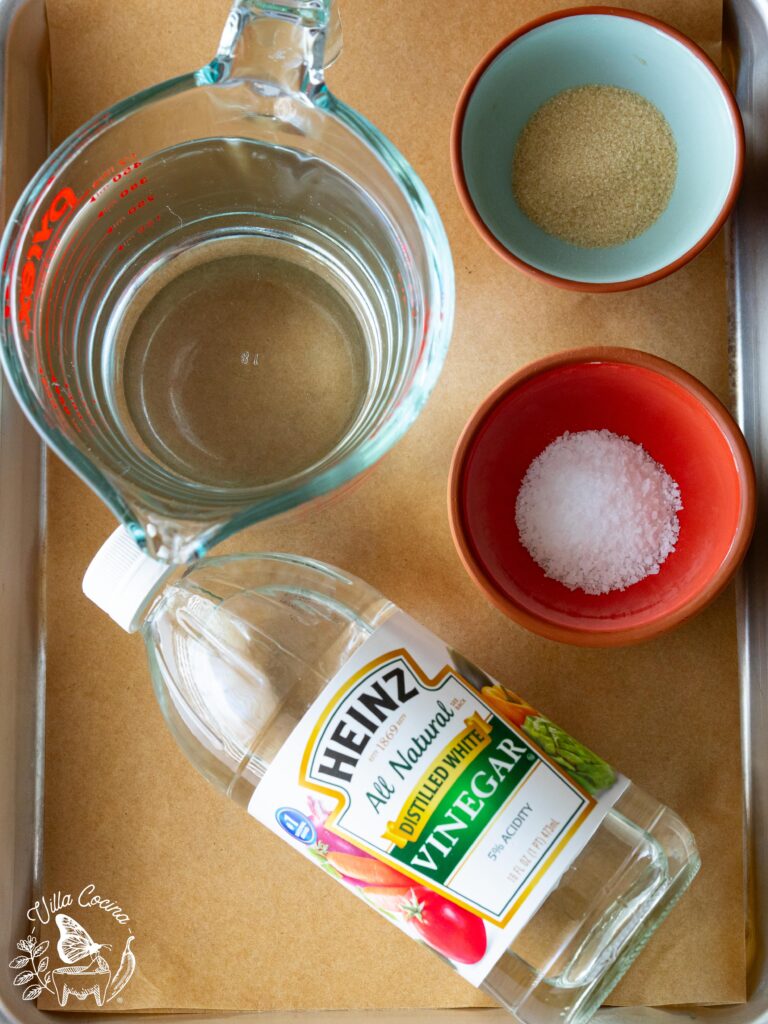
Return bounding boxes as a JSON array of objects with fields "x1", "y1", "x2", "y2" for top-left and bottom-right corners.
[
  {"x1": 209, "y1": 0, "x2": 342, "y2": 93},
  {"x1": 125, "y1": 505, "x2": 232, "y2": 563}
]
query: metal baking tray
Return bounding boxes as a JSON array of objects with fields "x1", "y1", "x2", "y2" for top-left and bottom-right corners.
[{"x1": 0, "y1": 0, "x2": 765, "y2": 1021}]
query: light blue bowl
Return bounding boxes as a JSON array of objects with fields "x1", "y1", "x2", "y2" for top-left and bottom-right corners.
[{"x1": 453, "y1": 8, "x2": 744, "y2": 291}]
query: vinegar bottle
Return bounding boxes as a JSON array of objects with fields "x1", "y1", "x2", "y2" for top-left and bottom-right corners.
[{"x1": 83, "y1": 528, "x2": 700, "y2": 1024}]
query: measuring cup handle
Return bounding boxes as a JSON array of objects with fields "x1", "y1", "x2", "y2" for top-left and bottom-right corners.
[{"x1": 210, "y1": 0, "x2": 342, "y2": 91}]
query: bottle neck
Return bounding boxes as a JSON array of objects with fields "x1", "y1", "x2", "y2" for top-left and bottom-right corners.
[
  {"x1": 136, "y1": 570, "x2": 182, "y2": 633},
  {"x1": 82, "y1": 526, "x2": 179, "y2": 634}
]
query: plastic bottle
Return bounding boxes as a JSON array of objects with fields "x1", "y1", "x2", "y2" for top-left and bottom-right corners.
[{"x1": 83, "y1": 528, "x2": 700, "y2": 1024}]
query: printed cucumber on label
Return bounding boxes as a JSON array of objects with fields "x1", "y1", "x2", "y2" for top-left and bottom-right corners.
[{"x1": 249, "y1": 612, "x2": 627, "y2": 986}]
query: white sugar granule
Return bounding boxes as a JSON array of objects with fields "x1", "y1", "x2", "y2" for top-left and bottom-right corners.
[{"x1": 515, "y1": 430, "x2": 682, "y2": 595}]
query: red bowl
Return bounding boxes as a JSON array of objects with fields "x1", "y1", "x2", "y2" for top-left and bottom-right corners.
[{"x1": 448, "y1": 348, "x2": 756, "y2": 646}]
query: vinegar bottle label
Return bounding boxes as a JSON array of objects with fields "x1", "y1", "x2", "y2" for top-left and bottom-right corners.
[{"x1": 249, "y1": 612, "x2": 628, "y2": 983}]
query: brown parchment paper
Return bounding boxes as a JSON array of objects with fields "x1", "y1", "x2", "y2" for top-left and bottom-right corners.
[{"x1": 39, "y1": 0, "x2": 745, "y2": 1013}]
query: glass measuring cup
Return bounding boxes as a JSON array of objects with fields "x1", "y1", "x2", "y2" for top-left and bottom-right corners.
[{"x1": 0, "y1": 0, "x2": 454, "y2": 561}]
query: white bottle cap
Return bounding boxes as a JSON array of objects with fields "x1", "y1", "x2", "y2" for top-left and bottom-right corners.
[{"x1": 82, "y1": 526, "x2": 175, "y2": 633}]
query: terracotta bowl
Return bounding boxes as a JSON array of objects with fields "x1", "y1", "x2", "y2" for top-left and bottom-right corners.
[
  {"x1": 451, "y1": 7, "x2": 744, "y2": 291},
  {"x1": 448, "y1": 348, "x2": 756, "y2": 646}
]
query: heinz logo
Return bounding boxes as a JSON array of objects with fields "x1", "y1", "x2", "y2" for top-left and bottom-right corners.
[
  {"x1": 17, "y1": 187, "x2": 78, "y2": 340},
  {"x1": 316, "y1": 664, "x2": 419, "y2": 784}
]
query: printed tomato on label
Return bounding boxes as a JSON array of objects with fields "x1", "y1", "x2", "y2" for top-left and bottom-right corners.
[{"x1": 401, "y1": 887, "x2": 487, "y2": 964}]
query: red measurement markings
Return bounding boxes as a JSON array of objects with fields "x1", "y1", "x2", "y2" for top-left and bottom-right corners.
[
  {"x1": 71, "y1": 157, "x2": 164, "y2": 256},
  {"x1": 19, "y1": 154, "x2": 140, "y2": 432},
  {"x1": 42, "y1": 204, "x2": 106, "y2": 432},
  {"x1": 34, "y1": 184, "x2": 106, "y2": 433},
  {"x1": 106, "y1": 194, "x2": 155, "y2": 234},
  {"x1": 64, "y1": 388, "x2": 84, "y2": 421},
  {"x1": 136, "y1": 214, "x2": 162, "y2": 235},
  {"x1": 35, "y1": 226, "x2": 87, "y2": 431},
  {"x1": 118, "y1": 213, "x2": 161, "y2": 252},
  {"x1": 85, "y1": 158, "x2": 141, "y2": 206},
  {"x1": 38, "y1": 367, "x2": 62, "y2": 420},
  {"x1": 9, "y1": 186, "x2": 79, "y2": 426},
  {"x1": 28, "y1": 155, "x2": 166, "y2": 430},
  {"x1": 101, "y1": 172, "x2": 156, "y2": 247},
  {"x1": 42, "y1": 372, "x2": 83, "y2": 422},
  {"x1": 97, "y1": 196, "x2": 120, "y2": 219},
  {"x1": 127, "y1": 187, "x2": 154, "y2": 215},
  {"x1": 16, "y1": 187, "x2": 78, "y2": 340}
]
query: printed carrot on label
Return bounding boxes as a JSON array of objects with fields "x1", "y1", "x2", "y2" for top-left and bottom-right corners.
[
  {"x1": 327, "y1": 852, "x2": 411, "y2": 887},
  {"x1": 481, "y1": 685, "x2": 536, "y2": 726},
  {"x1": 362, "y1": 886, "x2": 412, "y2": 912}
]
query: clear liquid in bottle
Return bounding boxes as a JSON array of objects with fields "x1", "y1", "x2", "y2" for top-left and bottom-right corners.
[{"x1": 84, "y1": 538, "x2": 700, "y2": 1024}]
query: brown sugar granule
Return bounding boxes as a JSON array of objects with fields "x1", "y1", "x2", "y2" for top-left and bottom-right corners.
[{"x1": 512, "y1": 85, "x2": 678, "y2": 248}]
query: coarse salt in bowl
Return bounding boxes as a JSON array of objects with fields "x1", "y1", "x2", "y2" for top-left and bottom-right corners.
[
  {"x1": 514, "y1": 429, "x2": 684, "y2": 596},
  {"x1": 448, "y1": 348, "x2": 756, "y2": 647}
]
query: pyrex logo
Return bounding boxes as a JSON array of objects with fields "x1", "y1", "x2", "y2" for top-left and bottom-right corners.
[
  {"x1": 9, "y1": 884, "x2": 137, "y2": 1008},
  {"x1": 16, "y1": 187, "x2": 79, "y2": 340}
]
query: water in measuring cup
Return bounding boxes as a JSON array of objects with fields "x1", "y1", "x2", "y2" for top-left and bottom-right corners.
[
  {"x1": 117, "y1": 247, "x2": 367, "y2": 487},
  {"x1": 42, "y1": 136, "x2": 407, "y2": 495}
]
